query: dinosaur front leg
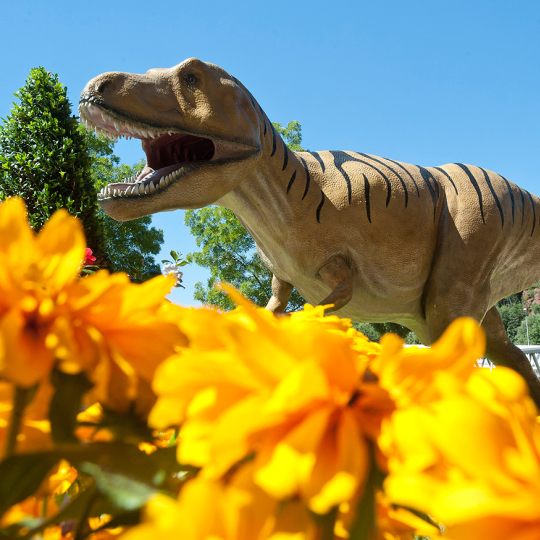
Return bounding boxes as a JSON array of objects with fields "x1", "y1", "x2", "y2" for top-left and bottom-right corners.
[
  {"x1": 317, "y1": 255, "x2": 354, "y2": 312},
  {"x1": 266, "y1": 275, "x2": 293, "y2": 313}
]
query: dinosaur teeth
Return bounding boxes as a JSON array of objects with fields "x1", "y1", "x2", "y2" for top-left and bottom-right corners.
[{"x1": 159, "y1": 178, "x2": 166, "y2": 188}]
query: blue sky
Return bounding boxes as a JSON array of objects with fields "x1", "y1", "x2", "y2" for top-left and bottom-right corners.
[{"x1": 1, "y1": 0, "x2": 539, "y2": 306}]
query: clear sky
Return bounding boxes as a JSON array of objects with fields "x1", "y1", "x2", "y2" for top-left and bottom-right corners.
[{"x1": 1, "y1": 0, "x2": 539, "y2": 306}]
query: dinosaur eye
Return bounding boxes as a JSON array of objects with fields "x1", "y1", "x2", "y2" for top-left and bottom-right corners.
[{"x1": 185, "y1": 74, "x2": 198, "y2": 85}]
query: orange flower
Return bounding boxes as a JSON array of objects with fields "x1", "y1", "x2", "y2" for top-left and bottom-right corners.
[
  {"x1": 377, "y1": 318, "x2": 540, "y2": 539},
  {"x1": 0, "y1": 197, "x2": 186, "y2": 412},
  {"x1": 149, "y1": 285, "x2": 392, "y2": 514}
]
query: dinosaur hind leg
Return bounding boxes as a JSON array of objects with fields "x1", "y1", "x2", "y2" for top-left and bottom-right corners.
[{"x1": 482, "y1": 306, "x2": 540, "y2": 410}]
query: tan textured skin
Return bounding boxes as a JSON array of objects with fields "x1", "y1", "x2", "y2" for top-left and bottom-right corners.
[{"x1": 80, "y1": 58, "x2": 540, "y2": 407}]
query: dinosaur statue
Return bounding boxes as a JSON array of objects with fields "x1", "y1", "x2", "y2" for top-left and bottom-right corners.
[{"x1": 80, "y1": 58, "x2": 540, "y2": 407}]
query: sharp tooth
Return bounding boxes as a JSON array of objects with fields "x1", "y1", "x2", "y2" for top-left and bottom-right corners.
[
  {"x1": 127, "y1": 124, "x2": 135, "y2": 135},
  {"x1": 101, "y1": 112, "x2": 108, "y2": 122},
  {"x1": 159, "y1": 178, "x2": 166, "y2": 188},
  {"x1": 149, "y1": 182, "x2": 156, "y2": 192},
  {"x1": 168, "y1": 131, "x2": 173, "y2": 136},
  {"x1": 144, "y1": 184, "x2": 150, "y2": 194},
  {"x1": 114, "y1": 121, "x2": 120, "y2": 131},
  {"x1": 134, "y1": 184, "x2": 141, "y2": 195},
  {"x1": 140, "y1": 128, "x2": 148, "y2": 138},
  {"x1": 126, "y1": 186, "x2": 133, "y2": 195}
]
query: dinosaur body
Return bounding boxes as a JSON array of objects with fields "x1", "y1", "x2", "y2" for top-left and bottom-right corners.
[{"x1": 80, "y1": 58, "x2": 540, "y2": 406}]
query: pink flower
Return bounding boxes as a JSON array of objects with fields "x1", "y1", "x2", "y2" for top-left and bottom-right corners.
[{"x1": 84, "y1": 248, "x2": 96, "y2": 265}]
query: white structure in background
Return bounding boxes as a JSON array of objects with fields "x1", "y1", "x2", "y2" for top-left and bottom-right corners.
[
  {"x1": 161, "y1": 263, "x2": 184, "y2": 287},
  {"x1": 404, "y1": 345, "x2": 540, "y2": 377}
]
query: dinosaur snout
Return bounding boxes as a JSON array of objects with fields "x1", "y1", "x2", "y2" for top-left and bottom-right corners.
[{"x1": 80, "y1": 72, "x2": 127, "y2": 104}]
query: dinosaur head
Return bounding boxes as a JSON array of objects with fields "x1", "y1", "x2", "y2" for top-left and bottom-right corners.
[{"x1": 79, "y1": 59, "x2": 262, "y2": 221}]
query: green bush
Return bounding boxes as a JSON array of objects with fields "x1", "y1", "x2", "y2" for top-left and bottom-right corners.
[{"x1": 0, "y1": 67, "x2": 104, "y2": 261}]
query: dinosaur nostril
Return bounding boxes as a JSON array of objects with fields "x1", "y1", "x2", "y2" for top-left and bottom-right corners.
[{"x1": 96, "y1": 81, "x2": 108, "y2": 95}]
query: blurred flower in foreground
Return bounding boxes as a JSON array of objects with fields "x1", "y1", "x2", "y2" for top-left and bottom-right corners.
[
  {"x1": 0, "y1": 198, "x2": 186, "y2": 412},
  {"x1": 376, "y1": 318, "x2": 540, "y2": 539},
  {"x1": 150, "y1": 284, "x2": 393, "y2": 515}
]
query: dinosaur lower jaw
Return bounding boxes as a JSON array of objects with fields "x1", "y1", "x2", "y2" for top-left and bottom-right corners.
[{"x1": 78, "y1": 100, "x2": 257, "y2": 201}]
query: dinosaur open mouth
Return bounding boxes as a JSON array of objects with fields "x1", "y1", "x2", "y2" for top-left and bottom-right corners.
[{"x1": 78, "y1": 99, "x2": 254, "y2": 199}]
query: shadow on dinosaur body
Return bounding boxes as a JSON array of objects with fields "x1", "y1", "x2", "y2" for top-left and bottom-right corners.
[{"x1": 80, "y1": 58, "x2": 540, "y2": 407}]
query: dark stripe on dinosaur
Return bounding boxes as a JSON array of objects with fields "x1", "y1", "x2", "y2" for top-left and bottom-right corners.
[
  {"x1": 297, "y1": 155, "x2": 311, "y2": 200},
  {"x1": 270, "y1": 125, "x2": 277, "y2": 157},
  {"x1": 382, "y1": 158, "x2": 420, "y2": 197},
  {"x1": 358, "y1": 153, "x2": 408, "y2": 208},
  {"x1": 316, "y1": 191, "x2": 325, "y2": 223},
  {"x1": 258, "y1": 104, "x2": 267, "y2": 136},
  {"x1": 518, "y1": 187, "x2": 526, "y2": 226},
  {"x1": 480, "y1": 168, "x2": 504, "y2": 228},
  {"x1": 499, "y1": 175, "x2": 515, "y2": 225},
  {"x1": 310, "y1": 152, "x2": 326, "y2": 173},
  {"x1": 416, "y1": 166, "x2": 440, "y2": 220},
  {"x1": 351, "y1": 153, "x2": 392, "y2": 207},
  {"x1": 363, "y1": 174, "x2": 371, "y2": 223},
  {"x1": 525, "y1": 190, "x2": 536, "y2": 236},
  {"x1": 287, "y1": 171, "x2": 296, "y2": 194},
  {"x1": 328, "y1": 151, "x2": 353, "y2": 204},
  {"x1": 433, "y1": 166, "x2": 459, "y2": 195},
  {"x1": 282, "y1": 139, "x2": 289, "y2": 171},
  {"x1": 454, "y1": 164, "x2": 485, "y2": 224}
]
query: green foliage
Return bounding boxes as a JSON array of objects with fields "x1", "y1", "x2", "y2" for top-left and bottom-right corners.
[
  {"x1": 515, "y1": 314, "x2": 540, "y2": 345},
  {"x1": 0, "y1": 68, "x2": 104, "y2": 258},
  {"x1": 184, "y1": 121, "x2": 308, "y2": 311},
  {"x1": 497, "y1": 283, "x2": 540, "y2": 344},
  {"x1": 273, "y1": 120, "x2": 306, "y2": 152},
  {"x1": 353, "y1": 323, "x2": 381, "y2": 342},
  {"x1": 497, "y1": 301, "x2": 526, "y2": 343},
  {"x1": 83, "y1": 129, "x2": 164, "y2": 279}
]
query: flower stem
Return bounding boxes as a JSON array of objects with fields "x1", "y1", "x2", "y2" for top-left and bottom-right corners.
[{"x1": 4, "y1": 386, "x2": 30, "y2": 459}]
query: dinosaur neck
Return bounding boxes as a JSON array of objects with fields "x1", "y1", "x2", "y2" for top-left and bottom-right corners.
[{"x1": 216, "y1": 103, "x2": 308, "y2": 260}]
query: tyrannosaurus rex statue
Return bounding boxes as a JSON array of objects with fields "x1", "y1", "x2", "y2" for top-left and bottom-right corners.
[{"x1": 80, "y1": 58, "x2": 540, "y2": 407}]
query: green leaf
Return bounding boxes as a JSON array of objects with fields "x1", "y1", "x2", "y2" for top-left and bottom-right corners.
[
  {"x1": 0, "y1": 442, "x2": 187, "y2": 522},
  {"x1": 0, "y1": 453, "x2": 61, "y2": 517},
  {"x1": 348, "y1": 446, "x2": 385, "y2": 540},
  {"x1": 80, "y1": 462, "x2": 157, "y2": 511},
  {"x1": 170, "y1": 250, "x2": 178, "y2": 261}
]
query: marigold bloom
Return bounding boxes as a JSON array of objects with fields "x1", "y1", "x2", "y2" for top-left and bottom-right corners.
[
  {"x1": 150, "y1": 285, "x2": 392, "y2": 515},
  {"x1": 0, "y1": 198, "x2": 186, "y2": 412},
  {"x1": 377, "y1": 318, "x2": 540, "y2": 539}
]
